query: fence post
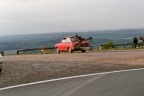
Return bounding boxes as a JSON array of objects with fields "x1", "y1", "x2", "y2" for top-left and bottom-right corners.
[
  {"x1": 124, "y1": 45, "x2": 125, "y2": 49},
  {"x1": 16, "y1": 51, "x2": 20, "y2": 55},
  {"x1": 100, "y1": 45, "x2": 102, "y2": 50},
  {"x1": 0, "y1": 52, "x2": 4, "y2": 56}
]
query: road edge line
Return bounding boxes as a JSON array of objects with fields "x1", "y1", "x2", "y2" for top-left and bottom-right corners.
[{"x1": 0, "y1": 68, "x2": 144, "y2": 91}]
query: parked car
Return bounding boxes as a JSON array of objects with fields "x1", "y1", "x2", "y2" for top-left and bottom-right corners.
[
  {"x1": 55, "y1": 35, "x2": 93, "y2": 53},
  {"x1": 0, "y1": 54, "x2": 3, "y2": 73}
]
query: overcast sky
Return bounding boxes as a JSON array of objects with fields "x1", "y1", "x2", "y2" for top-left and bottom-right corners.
[{"x1": 0, "y1": 0, "x2": 144, "y2": 35}]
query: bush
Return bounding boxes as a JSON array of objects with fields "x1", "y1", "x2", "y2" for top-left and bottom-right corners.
[{"x1": 102, "y1": 42, "x2": 115, "y2": 49}]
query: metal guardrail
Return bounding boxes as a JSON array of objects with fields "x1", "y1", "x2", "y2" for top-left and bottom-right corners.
[
  {"x1": 16, "y1": 47, "x2": 55, "y2": 55},
  {"x1": 99, "y1": 44, "x2": 144, "y2": 50}
]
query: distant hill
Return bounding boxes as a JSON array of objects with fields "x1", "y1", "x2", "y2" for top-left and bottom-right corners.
[{"x1": 0, "y1": 29, "x2": 144, "y2": 52}]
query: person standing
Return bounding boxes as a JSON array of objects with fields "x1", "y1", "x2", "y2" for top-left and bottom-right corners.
[
  {"x1": 142, "y1": 37, "x2": 144, "y2": 48},
  {"x1": 139, "y1": 37, "x2": 143, "y2": 48},
  {"x1": 133, "y1": 37, "x2": 138, "y2": 48}
]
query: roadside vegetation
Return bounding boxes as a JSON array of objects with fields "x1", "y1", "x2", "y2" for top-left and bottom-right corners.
[{"x1": 102, "y1": 42, "x2": 115, "y2": 49}]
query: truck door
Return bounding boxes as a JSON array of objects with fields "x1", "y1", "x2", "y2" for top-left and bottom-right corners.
[
  {"x1": 60, "y1": 38, "x2": 66, "y2": 50},
  {"x1": 65, "y1": 38, "x2": 72, "y2": 50}
]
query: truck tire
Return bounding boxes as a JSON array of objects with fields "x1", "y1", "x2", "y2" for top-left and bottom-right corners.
[
  {"x1": 0, "y1": 69, "x2": 2, "y2": 73},
  {"x1": 68, "y1": 47, "x2": 73, "y2": 53},
  {"x1": 56, "y1": 48, "x2": 60, "y2": 53},
  {"x1": 81, "y1": 50, "x2": 86, "y2": 53}
]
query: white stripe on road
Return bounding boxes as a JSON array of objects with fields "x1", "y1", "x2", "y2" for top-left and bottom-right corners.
[{"x1": 0, "y1": 68, "x2": 144, "y2": 91}]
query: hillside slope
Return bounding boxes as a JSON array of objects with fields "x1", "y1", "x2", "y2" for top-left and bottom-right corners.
[{"x1": 0, "y1": 29, "x2": 144, "y2": 51}]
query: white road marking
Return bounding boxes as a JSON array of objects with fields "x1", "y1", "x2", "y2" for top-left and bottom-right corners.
[
  {"x1": 62, "y1": 74, "x2": 105, "y2": 96},
  {"x1": 0, "y1": 68, "x2": 144, "y2": 91}
]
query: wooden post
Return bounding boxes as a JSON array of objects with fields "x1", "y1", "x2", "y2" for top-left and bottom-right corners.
[
  {"x1": 16, "y1": 51, "x2": 20, "y2": 55},
  {"x1": 0, "y1": 52, "x2": 4, "y2": 56},
  {"x1": 124, "y1": 45, "x2": 125, "y2": 49},
  {"x1": 100, "y1": 45, "x2": 102, "y2": 50}
]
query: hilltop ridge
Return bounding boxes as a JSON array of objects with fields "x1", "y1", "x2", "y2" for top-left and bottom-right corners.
[{"x1": 0, "y1": 29, "x2": 144, "y2": 51}]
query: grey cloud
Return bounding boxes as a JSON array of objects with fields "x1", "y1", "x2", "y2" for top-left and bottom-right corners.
[{"x1": 0, "y1": 0, "x2": 144, "y2": 35}]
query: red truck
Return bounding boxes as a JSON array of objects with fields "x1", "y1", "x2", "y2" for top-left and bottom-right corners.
[{"x1": 55, "y1": 35, "x2": 93, "y2": 53}]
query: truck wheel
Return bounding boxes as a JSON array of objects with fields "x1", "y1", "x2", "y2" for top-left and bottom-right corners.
[
  {"x1": 0, "y1": 69, "x2": 2, "y2": 73},
  {"x1": 81, "y1": 50, "x2": 86, "y2": 53},
  {"x1": 56, "y1": 48, "x2": 60, "y2": 53},
  {"x1": 68, "y1": 47, "x2": 73, "y2": 53}
]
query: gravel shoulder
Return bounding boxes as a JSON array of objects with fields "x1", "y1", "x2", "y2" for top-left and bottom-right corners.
[{"x1": 0, "y1": 49, "x2": 144, "y2": 88}]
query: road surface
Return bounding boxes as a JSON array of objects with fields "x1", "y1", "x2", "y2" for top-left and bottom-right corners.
[{"x1": 0, "y1": 69, "x2": 144, "y2": 96}]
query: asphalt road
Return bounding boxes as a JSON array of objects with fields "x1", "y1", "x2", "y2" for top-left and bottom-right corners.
[{"x1": 0, "y1": 69, "x2": 144, "y2": 96}]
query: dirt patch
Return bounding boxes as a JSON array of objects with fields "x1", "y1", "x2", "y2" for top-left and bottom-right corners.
[{"x1": 0, "y1": 49, "x2": 144, "y2": 88}]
